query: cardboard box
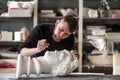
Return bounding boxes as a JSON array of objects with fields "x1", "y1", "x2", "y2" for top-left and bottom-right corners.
[
  {"x1": 88, "y1": 54, "x2": 113, "y2": 66},
  {"x1": 8, "y1": 8, "x2": 32, "y2": 17},
  {"x1": 1, "y1": 31, "x2": 13, "y2": 41},
  {"x1": 113, "y1": 53, "x2": 120, "y2": 75}
]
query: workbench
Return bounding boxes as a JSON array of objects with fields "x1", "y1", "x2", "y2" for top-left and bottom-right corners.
[{"x1": 1, "y1": 73, "x2": 120, "y2": 80}]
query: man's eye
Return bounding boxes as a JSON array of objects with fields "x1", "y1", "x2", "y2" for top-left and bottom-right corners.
[{"x1": 61, "y1": 29, "x2": 64, "y2": 32}]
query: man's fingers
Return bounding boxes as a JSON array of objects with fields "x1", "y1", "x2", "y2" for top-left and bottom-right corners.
[
  {"x1": 71, "y1": 50, "x2": 77, "y2": 55},
  {"x1": 38, "y1": 39, "x2": 49, "y2": 48},
  {"x1": 45, "y1": 43, "x2": 49, "y2": 48},
  {"x1": 70, "y1": 50, "x2": 79, "y2": 58}
]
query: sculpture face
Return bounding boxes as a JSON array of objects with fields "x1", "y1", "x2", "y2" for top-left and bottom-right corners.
[
  {"x1": 43, "y1": 50, "x2": 78, "y2": 76},
  {"x1": 44, "y1": 50, "x2": 70, "y2": 65}
]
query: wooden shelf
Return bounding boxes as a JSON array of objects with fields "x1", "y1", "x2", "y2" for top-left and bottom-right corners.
[
  {"x1": 0, "y1": 41, "x2": 24, "y2": 46},
  {"x1": 0, "y1": 16, "x2": 33, "y2": 21},
  {"x1": 83, "y1": 65, "x2": 112, "y2": 74},
  {"x1": 84, "y1": 18, "x2": 120, "y2": 25},
  {"x1": 38, "y1": 16, "x2": 62, "y2": 21}
]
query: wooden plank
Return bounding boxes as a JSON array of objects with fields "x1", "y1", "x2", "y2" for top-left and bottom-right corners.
[
  {"x1": 78, "y1": 0, "x2": 83, "y2": 72},
  {"x1": 70, "y1": 72, "x2": 104, "y2": 75},
  {"x1": 33, "y1": 0, "x2": 38, "y2": 27},
  {"x1": 0, "y1": 68, "x2": 16, "y2": 73}
]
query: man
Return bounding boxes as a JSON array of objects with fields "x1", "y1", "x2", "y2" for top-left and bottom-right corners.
[{"x1": 19, "y1": 15, "x2": 78, "y2": 57}]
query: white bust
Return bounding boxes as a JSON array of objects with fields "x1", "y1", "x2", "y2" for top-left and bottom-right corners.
[{"x1": 16, "y1": 50, "x2": 78, "y2": 78}]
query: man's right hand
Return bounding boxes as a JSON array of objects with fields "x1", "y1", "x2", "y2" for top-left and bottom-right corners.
[{"x1": 36, "y1": 39, "x2": 49, "y2": 53}]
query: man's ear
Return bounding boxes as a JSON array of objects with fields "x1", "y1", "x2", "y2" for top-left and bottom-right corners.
[{"x1": 55, "y1": 19, "x2": 60, "y2": 27}]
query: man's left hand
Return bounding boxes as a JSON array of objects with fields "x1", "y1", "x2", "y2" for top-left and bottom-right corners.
[{"x1": 70, "y1": 50, "x2": 79, "y2": 58}]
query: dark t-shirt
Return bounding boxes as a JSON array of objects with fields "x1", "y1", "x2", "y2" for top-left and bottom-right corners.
[{"x1": 19, "y1": 24, "x2": 75, "y2": 57}]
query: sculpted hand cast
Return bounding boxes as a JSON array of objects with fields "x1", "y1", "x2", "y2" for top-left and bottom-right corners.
[{"x1": 16, "y1": 50, "x2": 78, "y2": 78}]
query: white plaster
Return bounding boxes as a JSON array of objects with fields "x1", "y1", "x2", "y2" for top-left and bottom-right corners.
[{"x1": 16, "y1": 50, "x2": 78, "y2": 78}]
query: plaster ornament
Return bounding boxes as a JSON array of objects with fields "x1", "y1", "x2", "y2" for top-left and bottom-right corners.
[
  {"x1": 21, "y1": 26, "x2": 30, "y2": 41},
  {"x1": 16, "y1": 50, "x2": 78, "y2": 78}
]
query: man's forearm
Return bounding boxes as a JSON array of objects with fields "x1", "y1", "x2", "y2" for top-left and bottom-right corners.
[{"x1": 20, "y1": 48, "x2": 38, "y2": 56}]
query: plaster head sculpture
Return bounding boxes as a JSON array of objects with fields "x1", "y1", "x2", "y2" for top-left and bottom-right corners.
[{"x1": 16, "y1": 49, "x2": 78, "y2": 78}]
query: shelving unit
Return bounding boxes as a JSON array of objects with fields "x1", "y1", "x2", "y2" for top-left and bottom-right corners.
[
  {"x1": 82, "y1": 0, "x2": 120, "y2": 74},
  {"x1": 0, "y1": 0, "x2": 36, "y2": 74},
  {"x1": 0, "y1": 0, "x2": 37, "y2": 47}
]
